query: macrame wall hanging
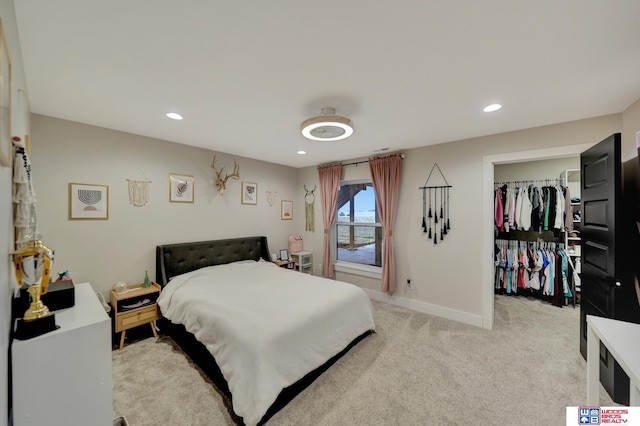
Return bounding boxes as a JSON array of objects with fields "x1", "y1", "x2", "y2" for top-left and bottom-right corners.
[
  {"x1": 304, "y1": 184, "x2": 316, "y2": 232},
  {"x1": 266, "y1": 190, "x2": 277, "y2": 206},
  {"x1": 419, "y1": 163, "x2": 452, "y2": 244},
  {"x1": 126, "y1": 170, "x2": 152, "y2": 207},
  {"x1": 12, "y1": 138, "x2": 36, "y2": 246}
]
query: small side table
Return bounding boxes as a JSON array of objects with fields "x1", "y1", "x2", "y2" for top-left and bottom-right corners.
[
  {"x1": 274, "y1": 259, "x2": 296, "y2": 270},
  {"x1": 110, "y1": 282, "x2": 160, "y2": 351},
  {"x1": 291, "y1": 251, "x2": 313, "y2": 274}
]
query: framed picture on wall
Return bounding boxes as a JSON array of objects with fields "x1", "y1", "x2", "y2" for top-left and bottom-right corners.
[
  {"x1": 281, "y1": 200, "x2": 293, "y2": 220},
  {"x1": 169, "y1": 173, "x2": 194, "y2": 203},
  {"x1": 0, "y1": 22, "x2": 12, "y2": 168},
  {"x1": 69, "y1": 183, "x2": 109, "y2": 220},
  {"x1": 241, "y1": 181, "x2": 257, "y2": 205}
]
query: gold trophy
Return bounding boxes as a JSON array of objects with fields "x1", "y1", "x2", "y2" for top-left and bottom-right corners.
[
  {"x1": 12, "y1": 205, "x2": 57, "y2": 338},
  {"x1": 13, "y1": 239, "x2": 54, "y2": 320}
]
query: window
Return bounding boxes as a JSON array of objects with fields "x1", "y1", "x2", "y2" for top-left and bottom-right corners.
[{"x1": 336, "y1": 181, "x2": 382, "y2": 267}]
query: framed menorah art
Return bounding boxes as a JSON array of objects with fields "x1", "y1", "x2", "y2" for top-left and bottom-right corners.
[{"x1": 69, "y1": 183, "x2": 109, "y2": 220}]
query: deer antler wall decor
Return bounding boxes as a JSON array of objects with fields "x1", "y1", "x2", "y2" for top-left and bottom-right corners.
[{"x1": 211, "y1": 155, "x2": 240, "y2": 195}]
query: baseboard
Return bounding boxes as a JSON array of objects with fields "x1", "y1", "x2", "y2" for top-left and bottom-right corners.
[{"x1": 362, "y1": 288, "x2": 484, "y2": 328}]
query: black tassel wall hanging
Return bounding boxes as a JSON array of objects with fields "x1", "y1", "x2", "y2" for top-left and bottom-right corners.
[
  {"x1": 421, "y1": 187, "x2": 427, "y2": 233},
  {"x1": 419, "y1": 163, "x2": 453, "y2": 245},
  {"x1": 428, "y1": 188, "x2": 432, "y2": 239},
  {"x1": 433, "y1": 188, "x2": 438, "y2": 244}
]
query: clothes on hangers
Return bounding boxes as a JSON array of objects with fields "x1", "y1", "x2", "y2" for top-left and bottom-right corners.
[
  {"x1": 494, "y1": 180, "x2": 571, "y2": 233},
  {"x1": 494, "y1": 239, "x2": 574, "y2": 307}
]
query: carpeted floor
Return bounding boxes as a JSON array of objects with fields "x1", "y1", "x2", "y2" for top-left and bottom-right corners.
[{"x1": 112, "y1": 296, "x2": 615, "y2": 425}]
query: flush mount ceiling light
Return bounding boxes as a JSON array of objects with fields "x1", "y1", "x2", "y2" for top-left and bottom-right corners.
[{"x1": 301, "y1": 107, "x2": 353, "y2": 141}]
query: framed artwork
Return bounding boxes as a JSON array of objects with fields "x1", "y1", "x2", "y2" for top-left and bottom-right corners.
[
  {"x1": 169, "y1": 173, "x2": 194, "y2": 203},
  {"x1": 241, "y1": 181, "x2": 257, "y2": 205},
  {"x1": 0, "y1": 22, "x2": 12, "y2": 167},
  {"x1": 279, "y1": 249, "x2": 289, "y2": 261},
  {"x1": 69, "y1": 183, "x2": 109, "y2": 220},
  {"x1": 281, "y1": 200, "x2": 293, "y2": 220}
]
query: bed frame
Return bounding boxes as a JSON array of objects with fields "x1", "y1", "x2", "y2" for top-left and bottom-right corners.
[{"x1": 155, "y1": 236, "x2": 370, "y2": 425}]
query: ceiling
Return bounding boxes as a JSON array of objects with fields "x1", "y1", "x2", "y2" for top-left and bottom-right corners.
[{"x1": 13, "y1": 1, "x2": 640, "y2": 168}]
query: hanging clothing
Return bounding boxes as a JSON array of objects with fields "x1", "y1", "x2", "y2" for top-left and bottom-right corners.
[
  {"x1": 495, "y1": 187, "x2": 504, "y2": 230},
  {"x1": 494, "y1": 239, "x2": 575, "y2": 308},
  {"x1": 494, "y1": 180, "x2": 570, "y2": 234}
]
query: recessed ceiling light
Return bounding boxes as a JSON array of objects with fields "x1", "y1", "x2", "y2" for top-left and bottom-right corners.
[
  {"x1": 297, "y1": 150, "x2": 307, "y2": 155},
  {"x1": 483, "y1": 104, "x2": 502, "y2": 113},
  {"x1": 166, "y1": 112, "x2": 183, "y2": 120}
]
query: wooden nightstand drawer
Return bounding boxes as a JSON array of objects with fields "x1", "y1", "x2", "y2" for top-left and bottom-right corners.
[{"x1": 116, "y1": 305, "x2": 159, "y2": 332}]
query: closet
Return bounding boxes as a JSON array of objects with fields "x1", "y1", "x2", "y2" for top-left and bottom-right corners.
[
  {"x1": 494, "y1": 157, "x2": 580, "y2": 307},
  {"x1": 494, "y1": 158, "x2": 580, "y2": 308}
]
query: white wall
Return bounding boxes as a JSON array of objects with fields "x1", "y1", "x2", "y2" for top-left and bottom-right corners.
[
  {"x1": 1, "y1": 0, "x2": 29, "y2": 422},
  {"x1": 299, "y1": 114, "x2": 622, "y2": 328},
  {"x1": 622, "y1": 98, "x2": 640, "y2": 162},
  {"x1": 494, "y1": 157, "x2": 579, "y2": 182},
  {"x1": 29, "y1": 115, "x2": 301, "y2": 298}
]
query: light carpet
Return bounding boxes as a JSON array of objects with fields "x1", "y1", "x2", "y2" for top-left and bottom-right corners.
[{"x1": 112, "y1": 296, "x2": 615, "y2": 425}]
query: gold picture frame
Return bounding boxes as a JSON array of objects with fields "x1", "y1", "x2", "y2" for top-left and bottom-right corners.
[
  {"x1": 241, "y1": 181, "x2": 257, "y2": 205},
  {"x1": 69, "y1": 183, "x2": 109, "y2": 220},
  {"x1": 169, "y1": 173, "x2": 194, "y2": 203},
  {"x1": 281, "y1": 200, "x2": 293, "y2": 220},
  {"x1": 0, "y1": 21, "x2": 12, "y2": 167}
]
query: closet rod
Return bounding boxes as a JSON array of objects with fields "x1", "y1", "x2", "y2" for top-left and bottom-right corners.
[{"x1": 494, "y1": 178, "x2": 561, "y2": 186}]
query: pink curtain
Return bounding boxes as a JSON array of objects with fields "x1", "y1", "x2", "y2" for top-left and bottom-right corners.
[
  {"x1": 317, "y1": 163, "x2": 342, "y2": 278},
  {"x1": 369, "y1": 154, "x2": 402, "y2": 293}
]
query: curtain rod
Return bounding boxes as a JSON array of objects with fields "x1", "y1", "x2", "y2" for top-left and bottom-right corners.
[{"x1": 341, "y1": 153, "x2": 405, "y2": 167}]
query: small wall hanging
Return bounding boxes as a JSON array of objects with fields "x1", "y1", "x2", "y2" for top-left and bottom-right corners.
[
  {"x1": 419, "y1": 163, "x2": 452, "y2": 244},
  {"x1": 304, "y1": 184, "x2": 316, "y2": 231},
  {"x1": 126, "y1": 169, "x2": 152, "y2": 207},
  {"x1": 211, "y1": 155, "x2": 240, "y2": 195},
  {"x1": 266, "y1": 190, "x2": 277, "y2": 206}
]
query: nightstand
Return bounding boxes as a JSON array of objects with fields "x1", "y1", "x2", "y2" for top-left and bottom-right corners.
[
  {"x1": 110, "y1": 282, "x2": 160, "y2": 351},
  {"x1": 274, "y1": 259, "x2": 296, "y2": 270}
]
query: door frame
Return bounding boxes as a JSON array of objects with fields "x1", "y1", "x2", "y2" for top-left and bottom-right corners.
[{"x1": 482, "y1": 142, "x2": 595, "y2": 330}]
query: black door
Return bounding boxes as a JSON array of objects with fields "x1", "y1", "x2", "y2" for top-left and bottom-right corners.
[{"x1": 579, "y1": 133, "x2": 630, "y2": 403}]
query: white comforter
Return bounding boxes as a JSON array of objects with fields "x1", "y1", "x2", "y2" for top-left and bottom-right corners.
[{"x1": 157, "y1": 260, "x2": 375, "y2": 426}]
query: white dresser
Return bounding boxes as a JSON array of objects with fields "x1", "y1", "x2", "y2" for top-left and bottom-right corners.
[{"x1": 12, "y1": 282, "x2": 113, "y2": 426}]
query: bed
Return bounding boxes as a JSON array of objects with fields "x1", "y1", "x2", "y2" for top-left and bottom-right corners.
[{"x1": 155, "y1": 236, "x2": 375, "y2": 426}]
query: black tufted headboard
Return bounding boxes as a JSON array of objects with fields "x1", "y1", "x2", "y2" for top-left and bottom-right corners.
[{"x1": 155, "y1": 236, "x2": 271, "y2": 287}]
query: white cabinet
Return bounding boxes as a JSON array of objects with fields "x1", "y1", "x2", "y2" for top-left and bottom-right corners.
[
  {"x1": 12, "y1": 282, "x2": 113, "y2": 426},
  {"x1": 291, "y1": 251, "x2": 313, "y2": 275}
]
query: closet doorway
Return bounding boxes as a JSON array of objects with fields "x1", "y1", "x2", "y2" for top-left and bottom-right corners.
[
  {"x1": 493, "y1": 156, "x2": 580, "y2": 309},
  {"x1": 482, "y1": 143, "x2": 594, "y2": 330}
]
